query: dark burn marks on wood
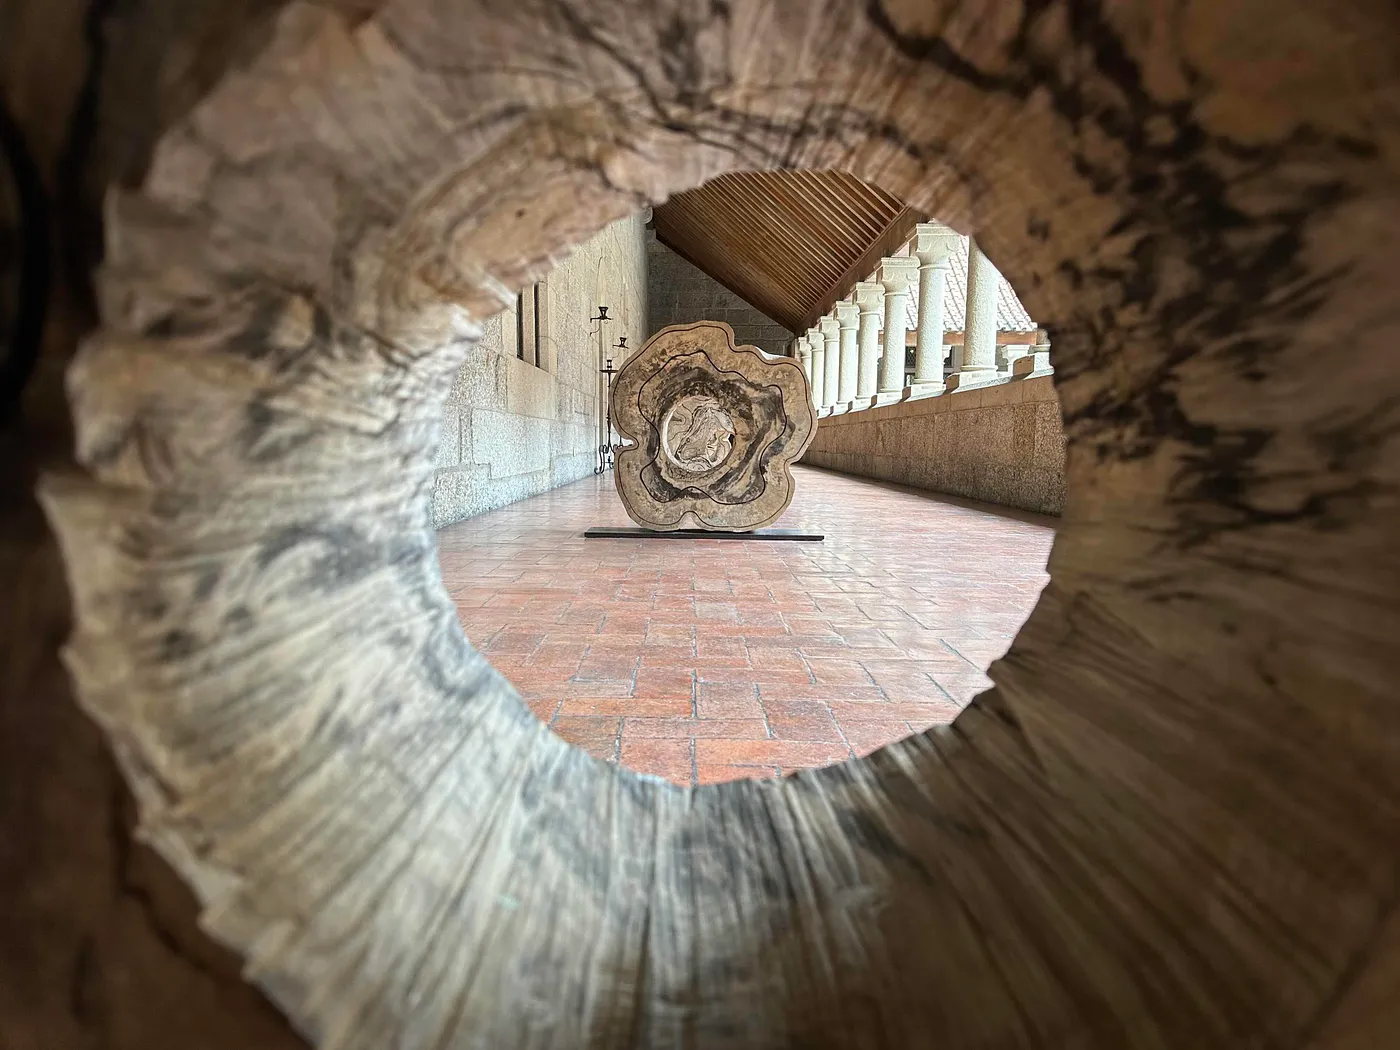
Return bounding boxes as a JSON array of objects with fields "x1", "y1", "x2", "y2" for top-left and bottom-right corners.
[
  {"x1": 867, "y1": 0, "x2": 1387, "y2": 550},
  {"x1": 15, "y1": 0, "x2": 1400, "y2": 1047}
]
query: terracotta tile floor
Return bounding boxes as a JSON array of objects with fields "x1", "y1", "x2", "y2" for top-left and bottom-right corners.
[{"x1": 437, "y1": 466, "x2": 1055, "y2": 786}]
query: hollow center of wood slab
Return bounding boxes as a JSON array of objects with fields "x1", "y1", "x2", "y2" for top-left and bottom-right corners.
[{"x1": 661, "y1": 394, "x2": 736, "y2": 473}]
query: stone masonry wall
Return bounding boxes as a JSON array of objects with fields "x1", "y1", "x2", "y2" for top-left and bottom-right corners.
[
  {"x1": 432, "y1": 213, "x2": 647, "y2": 526},
  {"x1": 646, "y1": 229, "x2": 792, "y2": 355},
  {"x1": 802, "y1": 377, "x2": 1066, "y2": 515}
]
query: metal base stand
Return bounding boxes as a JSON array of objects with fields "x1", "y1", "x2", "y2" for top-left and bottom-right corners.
[{"x1": 584, "y1": 527, "x2": 823, "y2": 541}]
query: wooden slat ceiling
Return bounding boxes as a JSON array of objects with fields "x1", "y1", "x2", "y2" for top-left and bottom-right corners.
[{"x1": 652, "y1": 170, "x2": 922, "y2": 335}]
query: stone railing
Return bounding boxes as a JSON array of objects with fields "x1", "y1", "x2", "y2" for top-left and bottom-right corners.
[
  {"x1": 792, "y1": 223, "x2": 1052, "y2": 418},
  {"x1": 802, "y1": 374, "x2": 1065, "y2": 515}
]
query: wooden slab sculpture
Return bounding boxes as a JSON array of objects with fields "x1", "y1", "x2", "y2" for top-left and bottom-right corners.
[{"x1": 610, "y1": 322, "x2": 814, "y2": 531}]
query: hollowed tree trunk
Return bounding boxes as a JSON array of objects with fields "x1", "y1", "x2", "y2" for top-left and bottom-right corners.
[{"x1": 3, "y1": 1, "x2": 1399, "y2": 1048}]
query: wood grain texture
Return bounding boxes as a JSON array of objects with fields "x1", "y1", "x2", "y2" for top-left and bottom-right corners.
[
  {"x1": 4, "y1": 0, "x2": 1400, "y2": 1048},
  {"x1": 611, "y1": 321, "x2": 815, "y2": 531}
]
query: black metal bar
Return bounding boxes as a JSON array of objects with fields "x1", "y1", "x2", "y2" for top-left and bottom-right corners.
[{"x1": 584, "y1": 527, "x2": 823, "y2": 541}]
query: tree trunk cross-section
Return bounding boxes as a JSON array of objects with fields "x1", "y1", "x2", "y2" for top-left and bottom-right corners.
[
  {"x1": 611, "y1": 321, "x2": 815, "y2": 531},
  {"x1": 3, "y1": 0, "x2": 1400, "y2": 1048}
]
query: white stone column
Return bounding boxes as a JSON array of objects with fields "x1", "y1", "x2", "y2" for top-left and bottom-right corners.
[
  {"x1": 819, "y1": 315, "x2": 840, "y2": 409},
  {"x1": 795, "y1": 335, "x2": 811, "y2": 385},
  {"x1": 806, "y1": 325, "x2": 826, "y2": 408},
  {"x1": 878, "y1": 257, "x2": 917, "y2": 397},
  {"x1": 853, "y1": 282, "x2": 883, "y2": 401},
  {"x1": 949, "y1": 237, "x2": 1001, "y2": 390},
  {"x1": 912, "y1": 222, "x2": 958, "y2": 391},
  {"x1": 835, "y1": 299, "x2": 859, "y2": 403}
]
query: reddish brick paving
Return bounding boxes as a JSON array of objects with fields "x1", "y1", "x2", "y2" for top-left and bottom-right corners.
[{"x1": 437, "y1": 466, "x2": 1054, "y2": 786}]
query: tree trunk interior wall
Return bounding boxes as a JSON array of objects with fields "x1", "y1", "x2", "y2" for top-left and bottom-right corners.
[{"x1": 2, "y1": 1, "x2": 1398, "y2": 1048}]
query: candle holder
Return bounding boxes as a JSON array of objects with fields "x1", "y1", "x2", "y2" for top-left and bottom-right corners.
[
  {"x1": 598, "y1": 339, "x2": 624, "y2": 473},
  {"x1": 591, "y1": 307, "x2": 612, "y2": 473}
]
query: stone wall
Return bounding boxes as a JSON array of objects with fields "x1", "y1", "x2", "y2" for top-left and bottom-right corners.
[
  {"x1": 646, "y1": 229, "x2": 792, "y2": 355},
  {"x1": 802, "y1": 377, "x2": 1066, "y2": 515},
  {"x1": 432, "y1": 213, "x2": 647, "y2": 526}
]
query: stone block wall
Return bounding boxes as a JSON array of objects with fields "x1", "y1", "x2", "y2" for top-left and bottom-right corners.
[
  {"x1": 646, "y1": 229, "x2": 792, "y2": 355},
  {"x1": 432, "y1": 213, "x2": 647, "y2": 526},
  {"x1": 802, "y1": 377, "x2": 1066, "y2": 515}
]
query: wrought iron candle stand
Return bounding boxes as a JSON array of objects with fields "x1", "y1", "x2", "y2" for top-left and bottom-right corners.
[
  {"x1": 589, "y1": 305, "x2": 611, "y2": 474},
  {"x1": 597, "y1": 335, "x2": 625, "y2": 472}
]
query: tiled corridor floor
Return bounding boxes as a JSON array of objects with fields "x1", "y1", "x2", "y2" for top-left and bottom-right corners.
[{"x1": 437, "y1": 466, "x2": 1055, "y2": 786}]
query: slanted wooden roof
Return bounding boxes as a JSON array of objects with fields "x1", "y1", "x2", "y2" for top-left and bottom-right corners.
[{"x1": 652, "y1": 170, "x2": 920, "y2": 334}]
